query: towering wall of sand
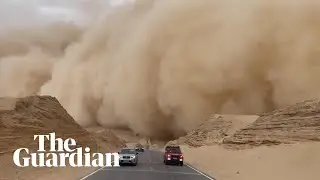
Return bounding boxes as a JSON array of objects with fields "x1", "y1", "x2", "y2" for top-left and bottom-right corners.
[{"x1": 1, "y1": 0, "x2": 320, "y2": 140}]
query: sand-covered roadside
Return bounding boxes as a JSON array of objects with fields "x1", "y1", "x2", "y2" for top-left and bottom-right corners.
[
  {"x1": 168, "y1": 100, "x2": 320, "y2": 180},
  {"x1": 0, "y1": 153, "x2": 97, "y2": 180},
  {"x1": 182, "y1": 143, "x2": 320, "y2": 180}
]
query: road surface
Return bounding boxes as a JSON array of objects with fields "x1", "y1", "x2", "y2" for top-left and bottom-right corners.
[{"x1": 81, "y1": 149, "x2": 215, "y2": 180}]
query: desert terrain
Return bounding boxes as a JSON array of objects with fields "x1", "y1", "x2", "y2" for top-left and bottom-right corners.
[
  {"x1": 0, "y1": 96, "x2": 126, "y2": 180},
  {"x1": 168, "y1": 99, "x2": 320, "y2": 180},
  {"x1": 1, "y1": 97, "x2": 320, "y2": 180},
  {"x1": 1, "y1": 0, "x2": 320, "y2": 180}
]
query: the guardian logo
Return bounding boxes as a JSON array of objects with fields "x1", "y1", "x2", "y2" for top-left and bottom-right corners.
[{"x1": 12, "y1": 132, "x2": 119, "y2": 167}]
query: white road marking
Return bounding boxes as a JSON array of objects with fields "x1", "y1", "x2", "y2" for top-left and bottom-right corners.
[
  {"x1": 79, "y1": 167, "x2": 104, "y2": 180},
  {"x1": 80, "y1": 150, "x2": 215, "y2": 180},
  {"x1": 147, "y1": 150, "x2": 153, "y2": 170},
  {"x1": 185, "y1": 163, "x2": 215, "y2": 180},
  {"x1": 101, "y1": 168, "x2": 202, "y2": 176},
  {"x1": 79, "y1": 161, "x2": 115, "y2": 180},
  {"x1": 148, "y1": 150, "x2": 152, "y2": 163}
]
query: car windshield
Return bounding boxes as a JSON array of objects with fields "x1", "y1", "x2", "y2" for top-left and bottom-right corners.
[
  {"x1": 120, "y1": 149, "x2": 136, "y2": 154},
  {"x1": 167, "y1": 148, "x2": 181, "y2": 153}
]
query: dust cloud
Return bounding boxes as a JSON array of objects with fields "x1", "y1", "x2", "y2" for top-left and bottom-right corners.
[{"x1": 1, "y1": 0, "x2": 320, "y2": 140}]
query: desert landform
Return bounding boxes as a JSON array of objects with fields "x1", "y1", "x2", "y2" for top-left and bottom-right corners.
[{"x1": 1, "y1": 0, "x2": 320, "y2": 180}]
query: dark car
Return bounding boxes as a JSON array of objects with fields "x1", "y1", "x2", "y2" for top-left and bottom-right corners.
[
  {"x1": 135, "y1": 143, "x2": 145, "y2": 152},
  {"x1": 163, "y1": 145, "x2": 183, "y2": 166},
  {"x1": 135, "y1": 147, "x2": 144, "y2": 152}
]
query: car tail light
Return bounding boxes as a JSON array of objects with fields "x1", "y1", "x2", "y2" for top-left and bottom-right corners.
[
  {"x1": 167, "y1": 154, "x2": 171, "y2": 160},
  {"x1": 180, "y1": 154, "x2": 183, "y2": 158}
]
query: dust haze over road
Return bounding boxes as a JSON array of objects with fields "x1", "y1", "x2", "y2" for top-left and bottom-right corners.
[{"x1": 1, "y1": 0, "x2": 320, "y2": 140}]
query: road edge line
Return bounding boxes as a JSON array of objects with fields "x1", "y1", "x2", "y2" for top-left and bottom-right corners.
[
  {"x1": 79, "y1": 167, "x2": 104, "y2": 180},
  {"x1": 185, "y1": 163, "x2": 216, "y2": 180},
  {"x1": 79, "y1": 160, "x2": 116, "y2": 180}
]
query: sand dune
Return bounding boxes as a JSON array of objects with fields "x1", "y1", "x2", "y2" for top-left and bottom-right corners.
[
  {"x1": 0, "y1": 96, "x2": 126, "y2": 180},
  {"x1": 171, "y1": 99, "x2": 320, "y2": 180}
]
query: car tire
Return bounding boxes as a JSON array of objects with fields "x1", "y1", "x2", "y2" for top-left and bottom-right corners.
[{"x1": 179, "y1": 162, "x2": 183, "y2": 166}]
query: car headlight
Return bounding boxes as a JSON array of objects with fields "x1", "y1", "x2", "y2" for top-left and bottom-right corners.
[{"x1": 130, "y1": 155, "x2": 135, "y2": 158}]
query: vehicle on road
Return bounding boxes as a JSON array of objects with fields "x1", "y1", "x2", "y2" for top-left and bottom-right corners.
[
  {"x1": 163, "y1": 145, "x2": 184, "y2": 166},
  {"x1": 144, "y1": 144, "x2": 150, "y2": 149},
  {"x1": 118, "y1": 148, "x2": 139, "y2": 166},
  {"x1": 135, "y1": 147, "x2": 144, "y2": 152},
  {"x1": 135, "y1": 143, "x2": 145, "y2": 152}
]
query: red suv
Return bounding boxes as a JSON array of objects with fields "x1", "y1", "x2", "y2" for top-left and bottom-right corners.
[{"x1": 163, "y1": 145, "x2": 184, "y2": 166}]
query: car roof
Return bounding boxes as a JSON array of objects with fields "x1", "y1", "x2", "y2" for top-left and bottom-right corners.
[
  {"x1": 165, "y1": 145, "x2": 180, "y2": 149},
  {"x1": 121, "y1": 148, "x2": 136, "y2": 150}
]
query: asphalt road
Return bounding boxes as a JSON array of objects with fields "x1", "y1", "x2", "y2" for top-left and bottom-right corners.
[{"x1": 81, "y1": 149, "x2": 215, "y2": 180}]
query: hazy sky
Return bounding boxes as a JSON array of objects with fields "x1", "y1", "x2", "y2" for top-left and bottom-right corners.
[{"x1": 0, "y1": 0, "x2": 134, "y2": 29}]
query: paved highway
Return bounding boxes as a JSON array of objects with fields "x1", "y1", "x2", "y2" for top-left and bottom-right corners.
[{"x1": 81, "y1": 149, "x2": 215, "y2": 180}]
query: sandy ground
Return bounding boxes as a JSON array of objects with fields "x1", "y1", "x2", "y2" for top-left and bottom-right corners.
[
  {"x1": 0, "y1": 97, "x2": 125, "y2": 180},
  {"x1": 168, "y1": 106, "x2": 320, "y2": 180},
  {"x1": 0, "y1": 153, "x2": 97, "y2": 180},
  {"x1": 0, "y1": 141, "x2": 121, "y2": 180},
  {"x1": 182, "y1": 143, "x2": 320, "y2": 180},
  {"x1": 0, "y1": 137, "x2": 121, "y2": 180}
]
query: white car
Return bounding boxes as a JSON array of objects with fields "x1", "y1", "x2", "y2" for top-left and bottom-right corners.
[{"x1": 118, "y1": 148, "x2": 139, "y2": 166}]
